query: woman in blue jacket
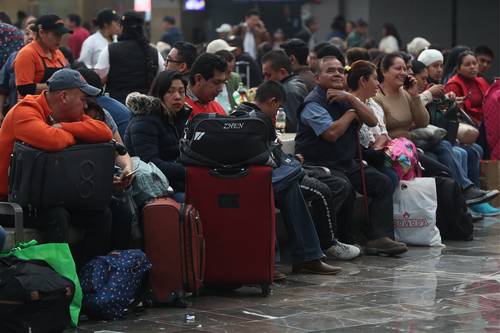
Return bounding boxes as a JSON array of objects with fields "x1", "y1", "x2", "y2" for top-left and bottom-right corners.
[{"x1": 124, "y1": 70, "x2": 191, "y2": 194}]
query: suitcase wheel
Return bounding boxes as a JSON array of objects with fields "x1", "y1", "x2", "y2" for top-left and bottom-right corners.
[{"x1": 261, "y1": 283, "x2": 271, "y2": 297}]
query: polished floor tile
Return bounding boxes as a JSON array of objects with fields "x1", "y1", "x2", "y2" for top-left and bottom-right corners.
[{"x1": 78, "y1": 217, "x2": 500, "y2": 332}]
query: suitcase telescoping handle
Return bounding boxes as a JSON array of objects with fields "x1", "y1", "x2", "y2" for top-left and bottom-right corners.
[
  {"x1": 209, "y1": 168, "x2": 249, "y2": 179},
  {"x1": 0, "y1": 202, "x2": 24, "y2": 243}
]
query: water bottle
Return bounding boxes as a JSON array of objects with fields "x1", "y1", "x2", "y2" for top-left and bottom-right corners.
[
  {"x1": 232, "y1": 83, "x2": 248, "y2": 105},
  {"x1": 275, "y1": 108, "x2": 286, "y2": 133}
]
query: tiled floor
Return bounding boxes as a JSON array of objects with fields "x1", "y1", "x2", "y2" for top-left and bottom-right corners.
[{"x1": 75, "y1": 217, "x2": 500, "y2": 332}]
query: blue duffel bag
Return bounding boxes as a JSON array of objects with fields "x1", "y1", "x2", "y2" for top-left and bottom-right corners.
[{"x1": 80, "y1": 249, "x2": 151, "y2": 320}]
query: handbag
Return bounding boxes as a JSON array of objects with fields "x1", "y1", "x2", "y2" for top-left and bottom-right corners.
[
  {"x1": 393, "y1": 178, "x2": 443, "y2": 247},
  {"x1": 384, "y1": 137, "x2": 421, "y2": 181},
  {"x1": 1, "y1": 240, "x2": 82, "y2": 327},
  {"x1": 179, "y1": 112, "x2": 274, "y2": 168},
  {"x1": 410, "y1": 125, "x2": 447, "y2": 150},
  {"x1": 0, "y1": 256, "x2": 75, "y2": 333},
  {"x1": 80, "y1": 249, "x2": 151, "y2": 320}
]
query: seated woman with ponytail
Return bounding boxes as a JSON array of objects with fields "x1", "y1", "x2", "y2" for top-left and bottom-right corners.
[{"x1": 95, "y1": 11, "x2": 164, "y2": 104}]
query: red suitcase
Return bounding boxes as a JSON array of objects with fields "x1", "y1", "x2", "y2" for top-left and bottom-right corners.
[
  {"x1": 142, "y1": 198, "x2": 205, "y2": 304},
  {"x1": 185, "y1": 166, "x2": 275, "y2": 295}
]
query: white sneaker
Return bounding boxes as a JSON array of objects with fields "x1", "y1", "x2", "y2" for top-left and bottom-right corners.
[{"x1": 326, "y1": 240, "x2": 361, "y2": 260}]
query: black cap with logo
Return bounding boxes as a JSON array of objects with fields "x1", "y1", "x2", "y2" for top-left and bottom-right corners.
[
  {"x1": 96, "y1": 8, "x2": 120, "y2": 27},
  {"x1": 33, "y1": 15, "x2": 72, "y2": 34}
]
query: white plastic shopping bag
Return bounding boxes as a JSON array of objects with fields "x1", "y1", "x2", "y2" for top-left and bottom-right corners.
[{"x1": 393, "y1": 178, "x2": 443, "y2": 247}]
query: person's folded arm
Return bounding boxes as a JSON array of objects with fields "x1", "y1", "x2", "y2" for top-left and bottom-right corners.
[
  {"x1": 301, "y1": 102, "x2": 357, "y2": 143},
  {"x1": 320, "y1": 111, "x2": 358, "y2": 142},
  {"x1": 60, "y1": 115, "x2": 112, "y2": 143},
  {"x1": 348, "y1": 94, "x2": 377, "y2": 126},
  {"x1": 13, "y1": 108, "x2": 76, "y2": 151}
]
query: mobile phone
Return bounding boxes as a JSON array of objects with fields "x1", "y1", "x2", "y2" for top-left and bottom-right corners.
[
  {"x1": 122, "y1": 168, "x2": 138, "y2": 179},
  {"x1": 403, "y1": 76, "x2": 412, "y2": 89}
]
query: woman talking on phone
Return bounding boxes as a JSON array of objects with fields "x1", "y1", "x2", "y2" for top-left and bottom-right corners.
[{"x1": 374, "y1": 53, "x2": 497, "y2": 206}]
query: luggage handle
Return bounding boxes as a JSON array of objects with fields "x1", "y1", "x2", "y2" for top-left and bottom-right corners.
[
  {"x1": 0, "y1": 202, "x2": 24, "y2": 243},
  {"x1": 209, "y1": 168, "x2": 249, "y2": 179}
]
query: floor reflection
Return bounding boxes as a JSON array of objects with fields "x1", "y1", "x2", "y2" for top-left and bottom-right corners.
[{"x1": 77, "y1": 217, "x2": 500, "y2": 333}]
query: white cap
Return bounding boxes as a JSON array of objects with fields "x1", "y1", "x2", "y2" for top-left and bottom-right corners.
[
  {"x1": 206, "y1": 39, "x2": 236, "y2": 54},
  {"x1": 216, "y1": 23, "x2": 232, "y2": 33},
  {"x1": 418, "y1": 49, "x2": 444, "y2": 67},
  {"x1": 407, "y1": 37, "x2": 430, "y2": 57}
]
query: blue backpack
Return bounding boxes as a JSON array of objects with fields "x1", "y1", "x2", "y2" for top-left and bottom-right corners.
[{"x1": 80, "y1": 250, "x2": 151, "y2": 320}]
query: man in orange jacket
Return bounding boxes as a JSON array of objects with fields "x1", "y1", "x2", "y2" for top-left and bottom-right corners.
[{"x1": 0, "y1": 68, "x2": 113, "y2": 266}]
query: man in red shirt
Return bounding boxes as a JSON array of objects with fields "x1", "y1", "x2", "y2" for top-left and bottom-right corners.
[
  {"x1": 185, "y1": 53, "x2": 227, "y2": 119},
  {"x1": 66, "y1": 14, "x2": 89, "y2": 59}
]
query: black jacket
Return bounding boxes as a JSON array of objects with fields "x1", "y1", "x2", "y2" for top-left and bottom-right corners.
[
  {"x1": 124, "y1": 97, "x2": 191, "y2": 192},
  {"x1": 107, "y1": 40, "x2": 159, "y2": 104}
]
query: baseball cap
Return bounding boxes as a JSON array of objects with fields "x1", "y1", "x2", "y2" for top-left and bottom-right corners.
[
  {"x1": 206, "y1": 39, "x2": 236, "y2": 54},
  {"x1": 215, "y1": 23, "x2": 231, "y2": 33},
  {"x1": 96, "y1": 8, "x2": 120, "y2": 27},
  {"x1": 47, "y1": 68, "x2": 101, "y2": 96},
  {"x1": 34, "y1": 15, "x2": 72, "y2": 34}
]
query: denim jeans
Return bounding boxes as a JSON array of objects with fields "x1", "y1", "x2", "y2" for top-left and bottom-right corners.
[
  {"x1": 0, "y1": 225, "x2": 5, "y2": 251},
  {"x1": 462, "y1": 144, "x2": 483, "y2": 187},
  {"x1": 274, "y1": 180, "x2": 324, "y2": 264},
  {"x1": 429, "y1": 140, "x2": 473, "y2": 189}
]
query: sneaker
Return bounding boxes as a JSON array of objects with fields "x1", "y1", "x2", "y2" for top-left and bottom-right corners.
[
  {"x1": 326, "y1": 239, "x2": 361, "y2": 260},
  {"x1": 365, "y1": 237, "x2": 408, "y2": 256},
  {"x1": 464, "y1": 186, "x2": 499, "y2": 205},
  {"x1": 470, "y1": 203, "x2": 500, "y2": 217},
  {"x1": 468, "y1": 208, "x2": 484, "y2": 222}
]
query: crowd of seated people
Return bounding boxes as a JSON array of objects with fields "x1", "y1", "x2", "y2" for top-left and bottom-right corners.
[{"x1": 0, "y1": 9, "x2": 499, "y2": 281}]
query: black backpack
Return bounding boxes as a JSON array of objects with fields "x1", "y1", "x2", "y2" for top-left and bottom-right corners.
[
  {"x1": 0, "y1": 256, "x2": 75, "y2": 333},
  {"x1": 435, "y1": 177, "x2": 474, "y2": 241},
  {"x1": 179, "y1": 112, "x2": 275, "y2": 168}
]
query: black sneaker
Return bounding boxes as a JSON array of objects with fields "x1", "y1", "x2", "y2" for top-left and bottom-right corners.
[
  {"x1": 477, "y1": 189, "x2": 499, "y2": 202},
  {"x1": 464, "y1": 186, "x2": 499, "y2": 206}
]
